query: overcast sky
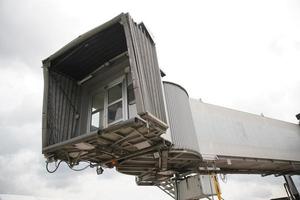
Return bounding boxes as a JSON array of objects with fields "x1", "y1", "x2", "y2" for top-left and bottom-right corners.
[{"x1": 0, "y1": 0, "x2": 299, "y2": 199}]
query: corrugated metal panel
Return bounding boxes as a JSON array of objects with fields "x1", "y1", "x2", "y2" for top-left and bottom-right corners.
[
  {"x1": 123, "y1": 15, "x2": 167, "y2": 124},
  {"x1": 46, "y1": 71, "x2": 81, "y2": 146},
  {"x1": 159, "y1": 81, "x2": 172, "y2": 142},
  {"x1": 163, "y1": 82, "x2": 199, "y2": 152},
  {"x1": 43, "y1": 14, "x2": 127, "y2": 81},
  {"x1": 50, "y1": 22, "x2": 127, "y2": 80},
  {"x1": 190, "y1": 99, "x2": 300, "y2": 162},
  {"x1": 177, "y1": 175, "x2": 216, "y2": 200}
]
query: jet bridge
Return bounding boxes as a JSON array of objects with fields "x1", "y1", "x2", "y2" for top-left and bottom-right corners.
[
  {"x1": 163, "y1": 82, "x2": 300, "y2": 176},
  {"x1": 41, "y1": 13, "x2": 300, "y2": 200},
  {"x1": 190, "y1": 98, "x2": 300, "y2": 175}
]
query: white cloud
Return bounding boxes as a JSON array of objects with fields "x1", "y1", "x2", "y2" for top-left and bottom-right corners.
[
  {"x1": 0, "y1": 0, "x2": 299, "y2": 199},
  {"x1": 0, "y1": 150, "x2": 168, "y2": 200},
  {"x1": 220, "y1": 175, "x2": 286, "y2": 200},
  {"x1": 0, "y1": 59, "x2": 42, "y2": 113}
]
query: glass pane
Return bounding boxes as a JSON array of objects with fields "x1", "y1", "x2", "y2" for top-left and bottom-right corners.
[
  {"x1": 127, "y1": 83, "x2": 135, "y2": 105},
  {"x1": 91, "y1": 112, "x2": 99, "y2": 131},
  {"x1": 108, "y1": 101, "x2": 123, "y2": 124},
  {"x1": 90, "y1": 111, "x2": 103, "y2": 131},
  {"x1": 108, "y1": 83, "x2": 122, "y2": 104},
  {"x1": 92, "y1": 92, "x2": 104, "y2": 112}
]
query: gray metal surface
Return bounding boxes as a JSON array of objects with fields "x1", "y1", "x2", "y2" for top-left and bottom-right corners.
[
  {"x1": 122, "y1": 14, "x2": 167, "y2": 124},
  {"x1": 190, "y1": 99, "x2": 300, "y2": 162},
  {"x1": 42, "y1": 66, "x2": 49, "y2": 148},
  {"x1": 163, "y1": 82, "x2": 199, "y2": 152},
  {"x1": 45, "y1": 71, "x2": 81, "y2": 146},
  {"x1": 43, "y1": 14, "x2": 127, "y2": 80},
  {"x1": 176, "y1": 175, "x2": 216, "y2": 200},
  {"x1": 283, "y1": 175, "x2": 300, "y2": 199},
  {"x1": 157, "y1": 180, "x2": 176, "y2": 199}
]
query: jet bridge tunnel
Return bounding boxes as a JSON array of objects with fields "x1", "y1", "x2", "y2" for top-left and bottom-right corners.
[{"x1": 42, "y1": 13, "x2": 300, "y2": 198}]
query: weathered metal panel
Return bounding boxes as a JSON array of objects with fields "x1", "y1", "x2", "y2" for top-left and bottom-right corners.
[
  {"x1": 42, "y1": 65, "x2": 49, "y2": 148},
  {"x1": 177, "y1": 175, "x2": 216, "y2": 200},
  {"x1": 159, "y1": 81, "x2": 172, "y2": 142},
  {"x1": 124, "y1": 15, "x2": 167, "y2": 124},
  {"x1": 43, "y1": 13, "x2": 167, "y2": 129},
  {"x1": 43, "y1": 14, "x2": 127, "y2": 81},
  {"x1": 46, "y1": 71, "x2": 81, "y2": 146},
  {"x1": 163, "y1": 82, "x2": 199, "y2": 152},
  {"x1": 190, "y1": 99, "x2": 300, "y2": 162}
]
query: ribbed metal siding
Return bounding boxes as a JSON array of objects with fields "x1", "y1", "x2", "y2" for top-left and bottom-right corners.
[
  {"x1": 123, "y1": 15, "x2": 167, "y2": 124},
  {"x1": 49, "y1": 22, "x2": 127, "y2": 81},
  {"x1": 190, "y1": 99, "x2": 300, "y2": 162},
  {"x1": 163, "y1": 82, "x2": 199, "y2": 152},
  {"x1": 46, "y1": 71, "x2": 81, "y2": 146},
  {"x1": 177, "y1": 175, "x2": 216, "y2": 200}
]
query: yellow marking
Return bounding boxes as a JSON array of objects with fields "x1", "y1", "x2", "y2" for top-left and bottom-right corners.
[{"x1": 212, "y1": 174, "x2": 222, "y2": 200}]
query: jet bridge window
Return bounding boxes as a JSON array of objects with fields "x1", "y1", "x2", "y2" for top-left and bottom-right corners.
[
  {"x1": 89, "y1": 77, "x2": 127, "y2": 131},
  {"x1": 91, "y1": 91, "x2": 104, "y2": 131},
  {"x1": 127, "y1": 73, "x2": 136, "y2": 119},
  {"x1": 107, "y1": 83, "x2": 124, "y2": 124},
  {"x1": 127, "y1": 77, "x2": 135, "y2": 105}
]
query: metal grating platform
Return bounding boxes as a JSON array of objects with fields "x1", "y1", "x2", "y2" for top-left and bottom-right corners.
[
  {"x1": 43, "y1": 116, "x2": 300, "y2": 184},
  {"x1": 43, "y1": 117, "x2": 202, "y2": 182}
]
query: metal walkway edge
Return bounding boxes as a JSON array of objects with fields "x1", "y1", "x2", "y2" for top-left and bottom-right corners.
[{"x1": 157, "y1": 180, "x2": 176, "y2": 199}]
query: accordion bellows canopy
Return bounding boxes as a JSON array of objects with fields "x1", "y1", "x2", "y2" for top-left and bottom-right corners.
[
  {"x1": 42, "y1": 13, "x2": 167, "y2": 148},
  {"x1": 44, "y1": 21, "x2": 127, "y2": 81}
]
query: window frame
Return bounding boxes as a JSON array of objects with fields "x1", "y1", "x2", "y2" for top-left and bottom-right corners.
[
  {"x1": 105, "y1": 76, "x2": 127, "y2": 126},
  {"x1": 88, "y1": 75, "x2": 128, "y2": 132},
  {"x1": 89, "y1": 89, "x2": 105, "y2": 132},
  {"x1": 90, "y1": 110, "x2": 102, "y2": 131}
]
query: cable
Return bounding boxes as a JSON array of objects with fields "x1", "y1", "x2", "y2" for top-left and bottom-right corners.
[
  {"x1": 67, "y1": 162, "x2": 91, "y2": 171},
  {"x1": 46, "y1": 160, "x2": 93, "y2": 173},
  {"x1": 69, "y1": 165, "x2": 90, "y2": 171},
  {"x1": 46, "y1": 160, "x2": 63, "y2": 173},
  {"x1": 219, "y1": 174, "x2": 227, "y2": 183}
]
